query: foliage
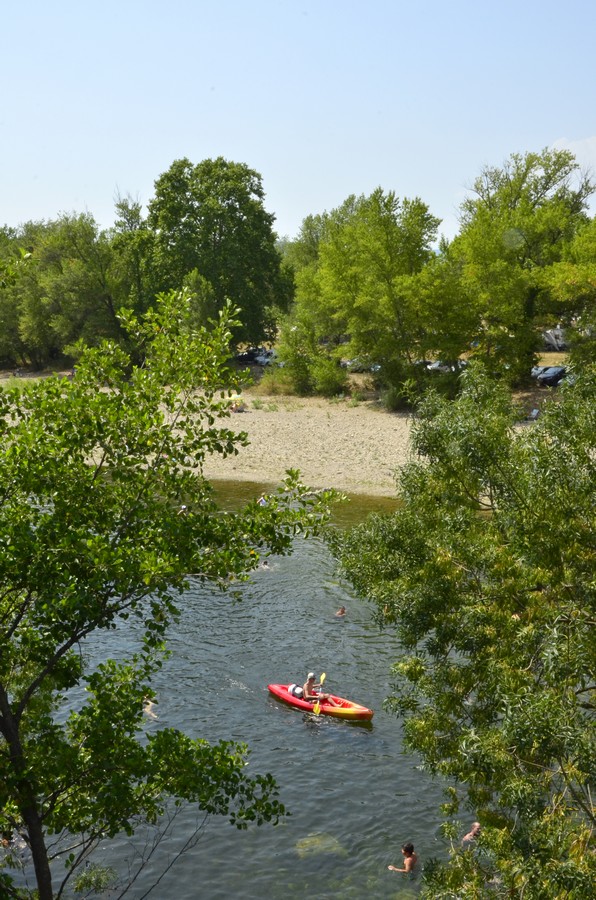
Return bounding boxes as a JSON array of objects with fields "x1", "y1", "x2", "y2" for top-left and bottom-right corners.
[
  {"x1": 252, "y1": 364, "x2": 296, "y2": 396},
  {"x1": 0, "y1": 158, "x2": 291, "y2": 368},
  {"x1": 148, "y1": 157, "x2": 291, "y2": 346},
  {"x1": 0, "y1": 215, "x2": 130, "y2": 369},
  {"x1": 109, "y1": 194, "x2": 158, "y2": 320},
  {"x1": 0, "y1": 289, "x2": 334, "y2": 899},
  {"x1": 453, "y1": 148, "x2": 594, "y2": 381},
  {"x1": 309, "y1": 356, "x2": 348, "y2": 397},
  {"x1": 330, "y1": 365, "x2": 596, "y2": 897},
  {"x1": 279, "y1": 189, "x2": 440, "y2": 394},
  {"x1": 543, "y1": 214, "x2": 596, "y2": 366}
]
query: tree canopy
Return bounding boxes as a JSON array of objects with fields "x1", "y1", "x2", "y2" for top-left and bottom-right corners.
[
  {"x1": 277, "y1": 189, "x2": 441, "y2": 395},
  {"x1": 0, "y1": 157, "x2": 291, "y2": 369},
  {"x1": 0, "y1": 289, "x2": 332, "y2": 899},
  {"x1": 279, "y1": 148, "x2": 595, "y2": 400},
  {"x1": 1, "y1": 147, "x2": 594, "y2": 386},
  {"x1": 451, "y1": 148, "x2": 594, "y2": 380},
  {"x1": 148, "y1": 157, "x2": 291, "y2": 345},
  {"x1": 330, "y1": 365, "x2": 596, "y2": 897}
]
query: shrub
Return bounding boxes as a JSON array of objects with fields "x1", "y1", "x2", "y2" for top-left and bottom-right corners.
[
  {"x1": 254, "y1": 366, "x2": 295, "y2": 395},
  {"x1": 381, "y1": 385, "x2": 413, "y2": 412},
  {"x1": 310, "y1": 358, "x2": 348, "y2": 397}
]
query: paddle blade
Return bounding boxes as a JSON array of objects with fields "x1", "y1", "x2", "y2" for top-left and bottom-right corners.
[
  {"x1": 313, "y1": 699, "x2": 321, "y2": 716},
  {"x1": 320, "y1": 672, "x2": 326, "y2": 686}
]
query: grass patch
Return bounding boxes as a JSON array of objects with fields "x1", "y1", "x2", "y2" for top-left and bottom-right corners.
[
  {"x1": 251, "y1": 367, "x2": 295, "y2": 395},
  {"x1": 0, "y1": 376, "x2": 36, "y2": 393}
]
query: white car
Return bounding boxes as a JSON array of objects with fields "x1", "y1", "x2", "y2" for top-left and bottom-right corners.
[{"x1": 255, "y1": 349, "x2": 277, "y2": 366}]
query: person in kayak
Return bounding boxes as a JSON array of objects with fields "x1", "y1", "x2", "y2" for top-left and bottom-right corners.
[
  {"x1": 388, "y1": 842, "x2": 418, "y2": 873},
  {"x1": 303, "y1": 673, "x2": 339, "y2": 707}
]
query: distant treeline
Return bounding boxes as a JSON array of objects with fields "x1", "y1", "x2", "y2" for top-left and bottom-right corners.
[{"x1": 1, "y1": 149, "x2": 595, "y2": 396}]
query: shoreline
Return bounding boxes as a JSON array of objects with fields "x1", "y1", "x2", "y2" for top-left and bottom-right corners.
[{"x1": 201, "y1": 394, "x2": 413, "y2": 498}]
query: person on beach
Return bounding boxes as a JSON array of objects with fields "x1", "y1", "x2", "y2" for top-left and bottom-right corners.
[
  {"x1": 388, "y1": 842, "x2": 417, "y2": 873},
  {"x1": 303, "y1": 673, "x2": 339, "y2": 707},
  {"x1": 335, "y1": 605, "x2": 346, "y2": 617}
]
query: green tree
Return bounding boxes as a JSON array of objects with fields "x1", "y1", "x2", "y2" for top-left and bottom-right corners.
[
  {"x1": 109, "y1": 194, "x2": 158, "y2": 320},
  {"x1": 398, "y1": 250, "x2": 479, "y2": 379},
  {"x1": 331, "y1": 366, "x2": 596, "y2": 897},
  {"x1": 454, "y1": 148, "x2": 594, "y2": 381},
  {"x1": 148, "y1": 157, "x2": 291, "y2": 346},
  {"x1": 317, "y1": 189, "x2": 439, "y2": 367},
  {"x1": 279, "y1": 191, "x2": 440, "y2": 396},
  {"x1": 0, "y1": 233, "x2": 30, "y2": 365},
  {"x1": 542, "y1": 213, "x2": 596, "y2": 365},
  {"x1": 0, "y1": 215, "x2": 125, "y2": 368},
  {"x1": 0, "y1": 289, "x2": 332, "y2": 899}
]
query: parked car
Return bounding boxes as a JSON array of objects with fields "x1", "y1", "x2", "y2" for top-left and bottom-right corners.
[
  {"x1": 535, "y1": 365, "x2": 567, "y2": 386},
  {"x1": 341, "y1": 357, "x2": 379, "y2": 373},
  {"x1": 426, "y1": 359, "x2": 469, "y2": 374},
  {"x1": 234, "y1": 347, "x2": 263, "y2": 364},
  {"x1": 255, "y1": 349, "x2": 278, "y2": 366}
]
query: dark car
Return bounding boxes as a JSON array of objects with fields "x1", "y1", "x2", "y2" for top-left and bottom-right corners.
[
  {"x1": 535, "y1": 366, "x2": 567, "y2": 386},
  {"x1": 234, "y1": 347, "x2": 263, "y2": 364}
]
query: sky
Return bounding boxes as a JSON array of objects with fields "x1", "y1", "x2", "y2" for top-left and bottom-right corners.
[{"x1": 2, "y1": 0, "x2": 595, "y2": 244}]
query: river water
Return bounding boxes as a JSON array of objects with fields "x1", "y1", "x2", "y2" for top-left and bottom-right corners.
[{"x1": 66, "y1": 484, "x2": 448, "y2": 898}]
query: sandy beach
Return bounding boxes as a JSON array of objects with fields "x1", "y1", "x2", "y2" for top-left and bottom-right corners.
[{"x1": 201, "y1": 393, "x2": 413, "y2": 498}]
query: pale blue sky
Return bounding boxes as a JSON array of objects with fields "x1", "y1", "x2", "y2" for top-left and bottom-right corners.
[{"x1": 2, "y1": 0, "x2": 595, "y2": 243}]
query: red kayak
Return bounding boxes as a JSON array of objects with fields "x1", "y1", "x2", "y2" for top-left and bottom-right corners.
[{"x1": 267, "y1": 683, "x2": 374, "y2": 721}]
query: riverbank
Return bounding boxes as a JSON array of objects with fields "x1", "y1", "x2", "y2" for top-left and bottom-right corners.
[{"x1": 201, "y1": 394, "x2": 413, "y2": 498}]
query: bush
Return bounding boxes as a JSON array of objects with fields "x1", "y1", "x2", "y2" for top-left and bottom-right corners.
[
  {"x1": 253, "y1": 366, "x2": 296, "y2": 395},
  {"x1": 381, "y1": 385, "x2": 413, "y2": 412},
  {"x1": 310, "y1": 358, "x2": 348, "y2": 397},
  {"x1": 284, "y1": 356, "x2": 313, "y2": 395}
]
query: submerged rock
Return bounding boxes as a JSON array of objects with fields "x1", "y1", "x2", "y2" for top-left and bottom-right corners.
[{"x1": 295, "y1": 832, "x2": 348, "y2": 859}]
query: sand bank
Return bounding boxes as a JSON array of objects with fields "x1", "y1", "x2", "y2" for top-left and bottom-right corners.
[{"x1": 201, "y1": 394, "x2": 413, "y2": 498}]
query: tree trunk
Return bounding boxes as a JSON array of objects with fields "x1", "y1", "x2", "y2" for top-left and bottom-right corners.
[
  {"x1": 22, "y1": 803, "x2": 54, "y2": 900},
  {"x1": 0, "y1": 691, "x2": 54, "y2": 899}
]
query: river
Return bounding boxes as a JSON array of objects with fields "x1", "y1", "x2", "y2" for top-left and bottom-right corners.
[{"x1": 64, "y1": 484, "x2": 448, "y2": 898}]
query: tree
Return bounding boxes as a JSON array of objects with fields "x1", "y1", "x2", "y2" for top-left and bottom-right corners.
[
  {"x1": 454, "y1": 149, "x2": 594, "y2": 381},
  {"x1": 109, "y1": 194, "x2": 158, "y2": 320},
  {"x1": 317, "y1": 189, "x2": 440, "y2": 367},
  {"x1": 331, "y1": 366, "x2": 596, "y2": 897},
  {"x1": 148, "y1": 157, "x2": 291, "y2": 346},
  {"x1": 0, "y1": 289, "x2": 332, "y2": 899},
  {"x1": 0, "y1": 234, "x2": 30, "y2": 365},
  {"x1": 0, "y1": 215, "x2": 126, "y2": 368},
  {"x1": 279, "y1": 191, "x2": 440, "y2": 396},
  {"x1": 542, "y1": 213, "x2": 596, "y2": 365}
]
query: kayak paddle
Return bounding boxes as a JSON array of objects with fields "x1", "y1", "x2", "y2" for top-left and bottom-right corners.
[{"x1": 313, "y1": 673, "x2": 326, "y2": 715}]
